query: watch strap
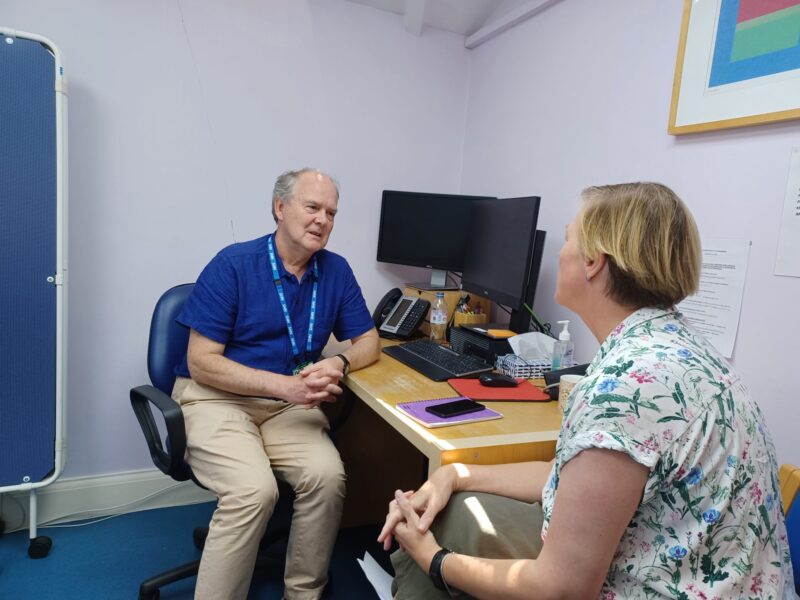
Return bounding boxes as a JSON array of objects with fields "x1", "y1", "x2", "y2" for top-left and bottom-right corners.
[
  {"x1": 428, "y1": 547, "x2": 452, "y2": 591},
  {"x1": 335, "y1": 353, "x2": 350, "y2": 375}
]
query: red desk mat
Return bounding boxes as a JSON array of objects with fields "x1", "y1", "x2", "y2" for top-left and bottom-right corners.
[{"x1": 447, "y1": 378, "x2": 550, "y2": 401}]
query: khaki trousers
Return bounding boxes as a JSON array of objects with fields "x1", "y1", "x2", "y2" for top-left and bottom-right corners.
[
  {"x1": 391, "y1": 492, "x2": 544, "y2": 599},
  {"x1": 172, "y1": 378, "x2": 346, "y2": 600}
]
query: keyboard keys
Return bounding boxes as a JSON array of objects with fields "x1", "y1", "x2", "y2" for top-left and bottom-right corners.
[{"x1": 383, "y1": 339, "x2": 493, "y2": 381}]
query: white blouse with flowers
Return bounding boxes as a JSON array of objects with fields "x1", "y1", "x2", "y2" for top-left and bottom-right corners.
[{"x1": 541, "y1": 308, "x2": 794, "y2": 600}]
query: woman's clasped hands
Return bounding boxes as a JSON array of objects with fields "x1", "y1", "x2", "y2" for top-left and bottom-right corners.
[{"x1": 377, "y1": 465, "x2": 458, "y2": 565}]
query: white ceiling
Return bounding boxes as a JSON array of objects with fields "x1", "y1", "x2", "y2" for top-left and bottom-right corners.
[{"x1": 345, "y1": 0, "x2": 516, "y2": 36}]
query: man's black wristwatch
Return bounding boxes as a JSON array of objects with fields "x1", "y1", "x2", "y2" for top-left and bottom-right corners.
[
  {"x1": 428, "y1": 547, "x2": 453, "y2": 591},
  {"x1": 335, "y1": 353, "x2": 350, "y2": 376}
]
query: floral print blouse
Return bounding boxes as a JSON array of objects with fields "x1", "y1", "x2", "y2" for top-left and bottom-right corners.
[{"x1": 541, "y1": 308, "x2": 794, "y2": 599}]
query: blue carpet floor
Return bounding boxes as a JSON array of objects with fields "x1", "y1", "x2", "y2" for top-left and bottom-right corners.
[{"x1": 0, "y1": 502, "x2": 394, "y2": 599}]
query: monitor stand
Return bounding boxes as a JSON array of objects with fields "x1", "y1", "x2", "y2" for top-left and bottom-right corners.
[{"x1": 407, "y1": 269, "x2": 459, "y2": 291}]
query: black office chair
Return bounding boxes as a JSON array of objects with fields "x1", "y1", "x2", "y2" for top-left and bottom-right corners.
[{"x1": 130, "y1": 283, "x2": 352, "y2": 600}]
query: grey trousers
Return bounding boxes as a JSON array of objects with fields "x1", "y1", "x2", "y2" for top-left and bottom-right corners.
[{"x1": 390, "y1": 491, "x2": 544, "y2": 599}]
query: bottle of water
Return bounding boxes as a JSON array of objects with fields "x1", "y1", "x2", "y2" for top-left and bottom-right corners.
[{"x1": 430, "y1": 292, "x2": 448, "y2": 344}]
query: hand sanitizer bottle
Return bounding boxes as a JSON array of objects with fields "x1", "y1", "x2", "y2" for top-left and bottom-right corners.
[{"x1": 551, "y1": 320, "x2": 574, "y2": 370}]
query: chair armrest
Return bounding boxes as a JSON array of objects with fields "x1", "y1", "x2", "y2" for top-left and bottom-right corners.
[
  {"x1": 130, "y1": 385, "x2": 191, "y2": 481},
  {"x1": 325, "y1": 390, "x2": 355, "y2": 440}
]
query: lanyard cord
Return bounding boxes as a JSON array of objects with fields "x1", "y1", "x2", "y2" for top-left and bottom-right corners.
[{"x1": 267, "y1": 234, "x2": 318, "y2": 367}]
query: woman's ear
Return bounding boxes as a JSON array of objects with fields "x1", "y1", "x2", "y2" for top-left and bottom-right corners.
[{"x1": 585, "y1": 253, "x2": 607, "y2": 282}]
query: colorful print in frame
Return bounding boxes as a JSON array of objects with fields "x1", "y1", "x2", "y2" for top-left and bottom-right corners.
[{"x1": 670, "y1": 0, "x2": 800, "y2": 134}]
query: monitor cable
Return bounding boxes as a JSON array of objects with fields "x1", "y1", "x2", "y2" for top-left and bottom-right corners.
[{"x1": 523, "y1": 303, "x2": 554, "y2": 337}]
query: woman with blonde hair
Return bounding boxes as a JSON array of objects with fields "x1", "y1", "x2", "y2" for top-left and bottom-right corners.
[{"x1": 380, "y1": 182, "x2": 794, "y2": 599}]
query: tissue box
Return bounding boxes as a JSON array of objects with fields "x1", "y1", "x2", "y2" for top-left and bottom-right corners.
[{"x1": 495, "y1": 354, "x2": 551, "y2": 379}]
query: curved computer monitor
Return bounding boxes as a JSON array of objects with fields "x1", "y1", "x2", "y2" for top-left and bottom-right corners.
[
  {"x1": 376, "y1": 190, "x2": 496, "y2": 289},
  {"x1": 460, "y1": 196, "x2": 545, "y2": 333}
]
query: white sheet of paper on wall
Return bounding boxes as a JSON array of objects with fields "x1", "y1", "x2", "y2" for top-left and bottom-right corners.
[
  {"x1": 678, "y1": 238, "x2": 750, "y2": 359},
  {"x1": 775, "y1": 147, "x2": 800, "y2": 278}
]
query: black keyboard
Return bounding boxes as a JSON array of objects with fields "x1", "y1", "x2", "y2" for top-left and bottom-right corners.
[{"x1": 383, "y1": 339, "x2": 493, "y2": 382}]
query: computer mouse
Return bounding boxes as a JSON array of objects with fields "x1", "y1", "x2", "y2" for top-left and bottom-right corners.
[{"x1": 479, "y1": 372, "x2": 519, "y2": 387}]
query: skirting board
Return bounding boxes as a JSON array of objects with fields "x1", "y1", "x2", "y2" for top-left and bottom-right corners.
[{"x1": 0, "y1": 469, "x2": 215, "y2": 533}]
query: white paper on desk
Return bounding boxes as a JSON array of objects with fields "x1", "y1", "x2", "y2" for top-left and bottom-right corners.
[
  {"x1": 357, "y1": 552, "x2": 393, "y2": 600},
  {"x1": 677, "y1": 237, "x2": 750, "y2": 359},
  {"x1": 508, "y1": 331, "x2": 556, "y2": 361},
  {"x1": 775, "y1": 147, "x2": 800, "y2": 277}
]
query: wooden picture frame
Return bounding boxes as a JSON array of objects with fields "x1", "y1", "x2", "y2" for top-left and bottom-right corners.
[{"x1": 669, "y1": 0, "x2": 800, "y2": 135}]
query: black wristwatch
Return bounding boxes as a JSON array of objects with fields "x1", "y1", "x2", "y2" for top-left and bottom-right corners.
[
  {"x1": 335, "y1": 353, "x2": 350, "y2": 376},
  {"x1": 428, "y1": 547, "x2": 453, "y2": 591}
]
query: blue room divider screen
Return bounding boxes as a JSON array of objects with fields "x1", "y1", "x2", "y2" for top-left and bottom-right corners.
[{"x1": 0, "y1": 35, "x2": 58, "y2": 488}]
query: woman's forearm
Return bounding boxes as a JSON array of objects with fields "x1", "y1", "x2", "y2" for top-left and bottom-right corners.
[
  {"x1": 454, "y1": 460, "x2": 554, "y2": 504},
  {"x1": 440, "y1": 553, "x2": 575, "y2": 600}
]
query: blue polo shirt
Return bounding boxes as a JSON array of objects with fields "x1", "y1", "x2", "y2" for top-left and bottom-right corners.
[{"x1": 175, "y1": 234, "x2": 374, "y2": 378}]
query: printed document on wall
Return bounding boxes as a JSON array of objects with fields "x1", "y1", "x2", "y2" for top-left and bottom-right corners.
[
  {"x1": 678, "y1": 238, "x2": 750, "y2": 358},
  {"x1": 775, "y1": 147, "x2": 800, "y2": 277}
]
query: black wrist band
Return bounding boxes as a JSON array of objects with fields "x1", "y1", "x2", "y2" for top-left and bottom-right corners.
[
  {"x1": 335, "y1": 353, "x2": 350, "y2": 375},
  {"x1": 428, "y1": 547, "x2": 452, "y2": 591}
]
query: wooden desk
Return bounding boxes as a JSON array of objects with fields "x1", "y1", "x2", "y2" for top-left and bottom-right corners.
[{"x1": 344, "y1": 348, "x2": 562, "y2": 476}]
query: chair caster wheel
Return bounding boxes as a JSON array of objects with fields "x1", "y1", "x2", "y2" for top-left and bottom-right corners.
[{"x1": 28, "y1": 535, "x2": 52, "y2": 558}]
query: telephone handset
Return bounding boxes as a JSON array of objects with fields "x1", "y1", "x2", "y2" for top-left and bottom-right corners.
[{"x1": 372, "y1": 288, "x2": 430, "y2": 339}]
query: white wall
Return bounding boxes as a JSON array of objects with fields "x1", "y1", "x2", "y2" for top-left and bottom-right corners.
[
  {"x1": 2, "y1": 0, "x2": 472, "y2": 477},
  {"x1": 460, "y1": 0, "x2": 800, "y2": 464},
  {"x1": 4, "y1": 0, "x2": 798, "y2": 480}
]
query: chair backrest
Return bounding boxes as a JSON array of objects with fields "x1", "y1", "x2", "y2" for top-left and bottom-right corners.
[
  {"x1": 778, "y1": 463, "x2": 800, "y2": 594},
  {"x1": 787, "y1": 499, "x2": 800, "y2": 595},
  {"x1": 780, "y1": 464, "x2": 800, "y2": 516},
  {"x1": 147, "y1": 283, "x2": 195, "y2": 395}
]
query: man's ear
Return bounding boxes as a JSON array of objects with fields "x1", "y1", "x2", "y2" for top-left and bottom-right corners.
[
  {"x1": 274, "y1": 198, "x2": 285, "y2": 222},
  {"x1": 585, "y1": 253, "x2": 607, "y2": 282}
]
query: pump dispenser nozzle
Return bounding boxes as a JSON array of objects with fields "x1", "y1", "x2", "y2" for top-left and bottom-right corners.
[{"x1": 557, "y1": 320, "x2": 571, "y2": 341}]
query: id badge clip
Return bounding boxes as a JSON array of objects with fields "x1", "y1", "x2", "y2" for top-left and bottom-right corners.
[{"x1": 292, "y1": 360, "x2": 312, "y2": 375}]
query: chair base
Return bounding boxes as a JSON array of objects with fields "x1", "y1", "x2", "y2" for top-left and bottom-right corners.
[
  {"x1": 138, "y1": 512, "x2": 302, "y2": 600},
  {"x1": 137, "y1": 553, "x2": 336, "y2": 600},
  {"x1": 138, "y1": 553, "x2": 287, "y2": 600},
  {"x1": 138, "y1": 558, "x2": 200, "y2": 600}
]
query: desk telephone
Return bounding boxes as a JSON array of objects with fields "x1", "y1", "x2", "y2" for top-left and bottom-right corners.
[{"x1": 372, "y1": 288, "x2": 429, "y2": 339}]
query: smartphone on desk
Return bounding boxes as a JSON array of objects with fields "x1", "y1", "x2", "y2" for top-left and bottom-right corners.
[{"x1": 425, "y1": 399, "x2": 485, "y2": 419}]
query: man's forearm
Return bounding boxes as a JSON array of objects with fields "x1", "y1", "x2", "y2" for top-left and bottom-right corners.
[
  {"x1": 187, "y1": 351, "x2": 291, "y2": 399},
  {"x1": 339, "y1": 328, "x2": 380, "y2": 372}
]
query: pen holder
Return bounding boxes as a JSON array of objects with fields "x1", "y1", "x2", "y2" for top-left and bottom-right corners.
[{"x1": 453, "y1": 312, "x2": 489, "y2": 327}]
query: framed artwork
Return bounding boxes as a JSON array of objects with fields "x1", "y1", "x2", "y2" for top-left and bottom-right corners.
[{"x1": 669, "y1": 0, "x2": 800, "y2": 134}]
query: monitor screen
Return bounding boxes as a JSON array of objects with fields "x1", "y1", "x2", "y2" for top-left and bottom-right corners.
[
  {"x1": 376, "y1": 190, "x2": 496, "y2": 273},
  {"x1": 461, "y1": 196, "x2": 542, "y2": 315}
]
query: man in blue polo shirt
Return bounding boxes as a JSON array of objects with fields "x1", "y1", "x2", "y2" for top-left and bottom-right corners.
[{"x1": 172, "y1": 168, "x2": 380, "y2": 600}]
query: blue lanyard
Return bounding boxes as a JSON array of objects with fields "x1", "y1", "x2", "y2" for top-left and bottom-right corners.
[{"x1": 267, "y1": 235, "x2": 318, "y2": 367}]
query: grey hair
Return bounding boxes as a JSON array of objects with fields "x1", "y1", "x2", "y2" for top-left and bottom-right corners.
[{"x1": 271, "y1": 168, "x2": 340, "y2": 222}]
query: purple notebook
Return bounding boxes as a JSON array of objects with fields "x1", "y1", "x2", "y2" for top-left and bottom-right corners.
[{"x1": 396, "y1": 396, "x2": 503, "y2": 429}]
